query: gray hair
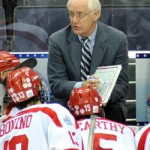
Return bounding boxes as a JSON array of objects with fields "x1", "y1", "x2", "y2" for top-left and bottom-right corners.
[{"x1": 67, "y1": 0, "x2": 101, "y2": 12}]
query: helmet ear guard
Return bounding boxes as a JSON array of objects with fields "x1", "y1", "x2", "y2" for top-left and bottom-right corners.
[{"x1": 68, "y1": 86, "x2": 102, "y2": 117}]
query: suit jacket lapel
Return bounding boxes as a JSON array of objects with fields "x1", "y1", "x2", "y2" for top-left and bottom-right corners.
[
  {"x1": 90, "y1": 41, "x2": 108, "y2": 74},
  {"x1": 67, "y1": 31, "x2": 81, "y2": 79},
  {"x1": 90, "y1": 22, "x2": 109, "y2": 74}
]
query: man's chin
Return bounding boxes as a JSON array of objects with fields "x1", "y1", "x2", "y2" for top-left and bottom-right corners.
[{"x1": 72, "y1": 28, "x2": 82, "y2": 35}]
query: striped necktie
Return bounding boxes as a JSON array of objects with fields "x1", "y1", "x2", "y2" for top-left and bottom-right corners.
[{"x1": 81, "y1": 37, "x2": 91, "y2": 81}]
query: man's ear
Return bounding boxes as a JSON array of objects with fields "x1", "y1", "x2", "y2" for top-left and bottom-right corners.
[{"x1": 93, "y1": 10, "x2": 100, "y2": 21}]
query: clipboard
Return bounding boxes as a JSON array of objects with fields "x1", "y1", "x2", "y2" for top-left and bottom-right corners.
[{"x1": 95, "y1": 65, "x2": 122, "y2": 103}]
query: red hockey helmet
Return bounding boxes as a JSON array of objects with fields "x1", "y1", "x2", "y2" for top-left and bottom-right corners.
[
  {"x1": 68, "y1": 86, "x2": 102, "y2": 117},
  {"x1": 6, "y1": 67, "x2": 42, "y2": 103},
  {"x1": 0, "y1": 51, "x2": 20, "y2": 82}
]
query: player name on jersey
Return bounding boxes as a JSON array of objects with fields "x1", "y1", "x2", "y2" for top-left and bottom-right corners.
[
  {"x1": 78, "y1": 118, "x2": 126, "y2": 134},
  {"x1": 0, "y1": 114, "x2": 32, "y2": 137}
]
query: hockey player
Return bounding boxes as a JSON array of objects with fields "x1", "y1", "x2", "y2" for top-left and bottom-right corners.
[
  {"x1": 0, "y1": 50, "x2": 37, "y2": 116},
  {"x1": 135, "y1": 123, "x2": 150, "y2": 150},
  {"x1": 68, "y1": 86, "x2": 136, "y2": 150},
  {"x1": 0, "y1": 50, "x2": 19, "y2": 126},
  {"x1": 0, "y1": 67, "x2": 82, "y2": 150},
  {"x1": 0, "y1": 50, "x2": 20, "y2": 116}
]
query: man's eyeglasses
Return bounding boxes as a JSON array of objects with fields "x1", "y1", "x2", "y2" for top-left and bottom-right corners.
[{"x1": 67, "y1": 10, "x2": 96, "y2": 20}]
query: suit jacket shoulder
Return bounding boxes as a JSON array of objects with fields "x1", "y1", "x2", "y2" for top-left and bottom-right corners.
[{"x1": 97, "y1": 21, "x2": 127, "y2": 40}]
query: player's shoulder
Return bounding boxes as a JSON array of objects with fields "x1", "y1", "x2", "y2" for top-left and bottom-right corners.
[
  {"x1": 136, "y1": 124, "x2": 150, "y2": 136},
  {"x1": 19, "y1": 103, "x2": 72, "y2": 116},
  {"x1": 19, "y1": 103, "x2": 67, "y2": 110},
  {"x1": 46, "y1": 103, "x2": 72, "y2": 113},
  {"x1": 40, "y1": 104, "x2": 77, "y2": 127}
]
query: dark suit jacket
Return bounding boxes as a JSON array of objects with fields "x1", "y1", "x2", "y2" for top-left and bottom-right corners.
[{"x1": 48, "y1": 21, "x2": 129, "y2": 109}]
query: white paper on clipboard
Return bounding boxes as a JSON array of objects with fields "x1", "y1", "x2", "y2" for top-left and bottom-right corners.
[{"x1": 95, "y1": 65, "x2": 122, "y2": 103}]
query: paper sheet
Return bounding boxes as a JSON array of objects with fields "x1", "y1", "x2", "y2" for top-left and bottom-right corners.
[{"x1": 95, "y1": 65, "x2": 122, "y2": 103}]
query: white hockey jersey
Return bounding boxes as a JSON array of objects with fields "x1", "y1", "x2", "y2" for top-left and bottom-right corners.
[
  {"x1": 4, "y1": 102, "x2": 19, "y2": 116},
  {"x1": 77, "y1": 117, "x2": 136, "y2": 150},
  {"x1": 135, "y1": 124, "x2": 150, "y2": 150},
  {"x1": 0, "y1": 103, "x2": 82, "y2": 150}
]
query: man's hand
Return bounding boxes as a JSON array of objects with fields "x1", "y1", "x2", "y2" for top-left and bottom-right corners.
[{"x1": 82, "y1": 74, "x2": 100, "y2": 89}]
